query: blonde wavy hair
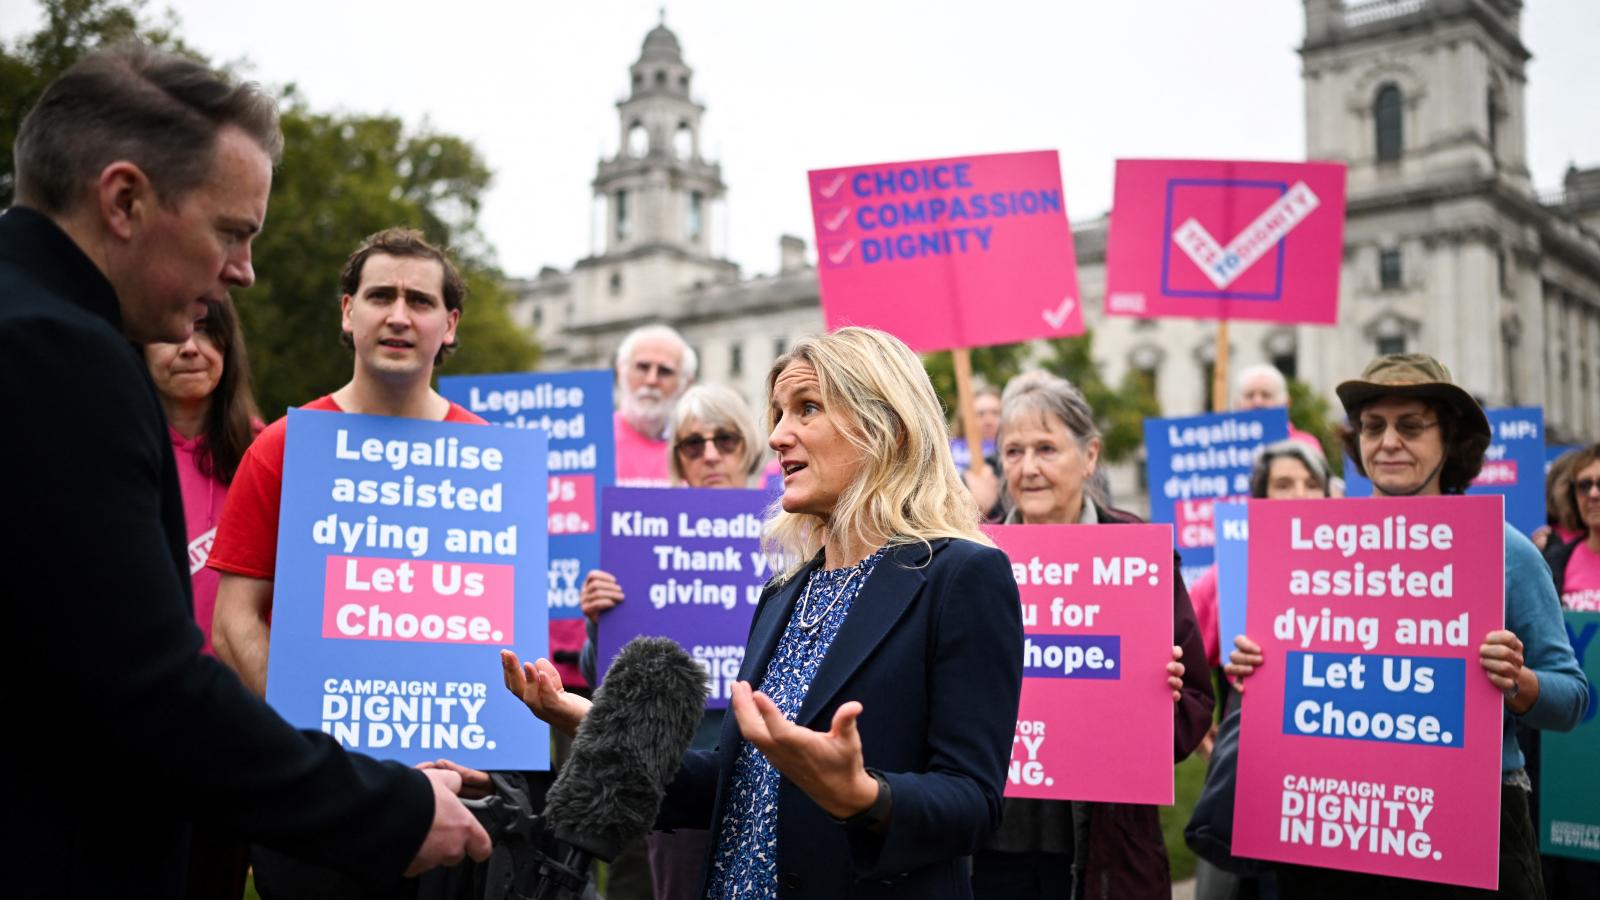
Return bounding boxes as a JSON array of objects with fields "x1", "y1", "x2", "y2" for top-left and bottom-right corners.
[{"x1": 762, "y1": 327, "x2": 991, "y2": 580}]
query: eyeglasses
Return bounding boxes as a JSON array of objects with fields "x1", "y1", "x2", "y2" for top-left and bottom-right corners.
[
  {"x1": 676, "y1": 431, "x2": 742, "y2": 460},
  {"x1": 1358, "y1": 416, "x2": 1437, "y2": 441},
  {"x1": 1576, "y1": 478, "x2": 1600, "y2": 496}
]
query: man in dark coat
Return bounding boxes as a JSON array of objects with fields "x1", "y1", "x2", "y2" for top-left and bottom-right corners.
[{"x1": 0, "y1": 43, "x2": 489, "y2": 898}]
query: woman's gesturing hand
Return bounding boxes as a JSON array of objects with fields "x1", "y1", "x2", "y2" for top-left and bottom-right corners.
[
  {"x1": 501, "y1": 649, "x2": 592, "y2": 737},
  {"x1": 729, "y1": 681, "x2": 880, "y2": 821}
]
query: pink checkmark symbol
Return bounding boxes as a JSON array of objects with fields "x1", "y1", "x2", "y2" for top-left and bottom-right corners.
[
  {"x1": 823, "y1": 207, "x2": 851, "y2": 232},
  {"x1": 826, "y1": 241, "x2": 854, "y2": 265},
  {"x1": 817, "y1": 174, "x2": 846, "y2": 199}
]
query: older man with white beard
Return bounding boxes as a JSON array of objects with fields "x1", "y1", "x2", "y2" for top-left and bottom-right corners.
[{"x1": 613, "y1": 323, "x2": 696, "y2": 486}]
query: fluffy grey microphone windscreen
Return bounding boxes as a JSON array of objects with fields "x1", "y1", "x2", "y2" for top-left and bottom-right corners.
[{"x1": 543, "y1": 636, "x2": 709, "y2": 856}]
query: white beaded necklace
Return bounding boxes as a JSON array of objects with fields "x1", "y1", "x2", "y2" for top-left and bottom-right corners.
[{"x1": 794, "y1": 562, "x2": 862, "y2": 631}]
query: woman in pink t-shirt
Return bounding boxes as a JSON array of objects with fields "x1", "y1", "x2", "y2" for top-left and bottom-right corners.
[
  {"x1": 143, "y1": 298, "x2": 261, "y2": 900},
  {"x1": 144, "y1": 298, "x2": 262, "y2": 657},
  {"x1": 1545, "y1": 444, "x2": 1600, "y2": 612}
]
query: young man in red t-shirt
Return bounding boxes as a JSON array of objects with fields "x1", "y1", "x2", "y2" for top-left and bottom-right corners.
[{"x1": 210, "y1": 228, "x2": 486, "y2": 697}]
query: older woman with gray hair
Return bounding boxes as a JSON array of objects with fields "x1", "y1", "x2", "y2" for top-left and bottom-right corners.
[
  {"x1": 972, "y1": 371, "x2": 1214, "y2": 900},
  {"x1": 576, "y1": 382, "x2": 768, "y2": 900}
]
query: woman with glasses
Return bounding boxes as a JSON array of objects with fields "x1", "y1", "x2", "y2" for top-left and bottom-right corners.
[
  {"x1": 1227, "y1": 354, "x2": 1588, "y2": 900},
  {"x1": 1543, "y1": 445, "x2": 1600, "y2": 613},
  {"x1": 575, "y1": 383, "x2": 767, "y2": 899},
  {"x1": 508, "y1": 327, "x2": 1024, "y2": 899},
  {"x1": 1531, "y1": 443, "x2": 1600, "y2": 899},
  {"x1": 142, "y1": 298, "x2": 261, "y2": 900},
  {"x1": 972, "y1": 371, "x2": 1213, "y2": 900}
]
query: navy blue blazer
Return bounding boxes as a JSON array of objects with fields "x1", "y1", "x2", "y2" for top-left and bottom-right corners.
[{"x1": 658, "y1": 537, "x2": 1024, "y2": 899}]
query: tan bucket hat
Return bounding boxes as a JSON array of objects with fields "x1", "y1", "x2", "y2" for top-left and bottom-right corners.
[{"x1": 1335, "y1": 353, "x2": 1491, "y2": 443}]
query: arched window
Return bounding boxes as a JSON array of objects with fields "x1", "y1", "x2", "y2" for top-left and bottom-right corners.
[
  {"x1": 614, "y1": 190, "x2": 630, "y2": 241},
  {"x1": 673, "y1": 122, "x2": 693, "y2": 159},
  {"x1": 1374, "y1": 83, "x2": 1403, "y2": 163},
  {"x1": 688, "y1": 191, "x2": 704, "y2": 241},
  {"x1": 1486, "y1": 88, "x2": 1501, "y2": 158},
  {"x1": 627, "y1": 122, "x2": 648, "y2": 157}
]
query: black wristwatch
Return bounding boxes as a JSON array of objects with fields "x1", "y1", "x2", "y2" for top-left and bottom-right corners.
[{"x1": 833, "y1": 768, "x2": 892, "y2": 830}]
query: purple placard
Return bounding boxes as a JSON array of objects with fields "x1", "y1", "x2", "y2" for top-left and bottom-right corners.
[{"x1": 596, "y1": 487, "x2": 777, "y2": 709}]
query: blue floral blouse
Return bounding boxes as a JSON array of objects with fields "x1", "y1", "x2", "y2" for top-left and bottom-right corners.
[{"x1": 703, "y1": 547, "x2": 889, "y2": 899}]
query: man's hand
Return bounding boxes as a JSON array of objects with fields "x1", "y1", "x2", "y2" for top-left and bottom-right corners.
[
  {"x1": 728, "y1": 681, "x2": 878, "y2": 821},
  {"x1": 404, "y1": 767, "x2": 492, "y2": 877},
  {"x1": 580, "y1": 569, "x2": 624, "y2": 623},
  {"x1": 417, "y1": 759, "x2": 493, "y2": 801},
  {"x1": 501, "y1": 649, "x2": 591, "y2": 737}
]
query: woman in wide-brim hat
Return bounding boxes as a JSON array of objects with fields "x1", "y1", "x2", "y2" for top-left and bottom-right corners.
[{"x1": 1227, "y1": 352, "x2": 1588, "y2": 900}]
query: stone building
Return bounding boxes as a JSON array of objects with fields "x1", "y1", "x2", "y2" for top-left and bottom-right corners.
[
  {"x1": 507, "y1": 22, "x2": 822, "y2": 406},
  {"x1": 510, "y1": 2, "x2": 1600, "y2": 442}
]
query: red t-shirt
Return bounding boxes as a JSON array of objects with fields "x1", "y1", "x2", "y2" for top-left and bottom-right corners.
[
  {"x1": 1562, "y1": 539, "x2": 1600, "y2": 612},
  {"x1": 208, "y1": 394, "x2": 486, "y2": 581}
]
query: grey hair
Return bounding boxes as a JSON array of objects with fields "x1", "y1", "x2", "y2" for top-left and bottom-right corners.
[
  {"x1": 1234, "y1": 362, "x2": 1289, "y2": 408},
  {"x1": 668, "y1": 383, "x2": 766, "y2": 486},
  {"x1": 1249, "y1": 440, "x2": 1332, "y2": 499},
  {"x1": 999, "y1": 370, "x2": 1101, "y2": 449},
  {"x1": 615, "y1": 323, "x2": 698, "y2": 383},
  {"x1": 14, "y1": 42, "x2": 281, "y2": 214}
]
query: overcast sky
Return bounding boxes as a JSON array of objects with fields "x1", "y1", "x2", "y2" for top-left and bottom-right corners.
[{"x1": 5, "y1": 1, "x2": 1597, "y2": 278}]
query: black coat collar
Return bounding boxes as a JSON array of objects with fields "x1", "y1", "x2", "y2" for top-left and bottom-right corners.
[
  {"x1": 0, "y1": 206, "x2": 123, "y2": 332},
  {"x1": 738, "y1": 539, "x2": 948, "y2": 727}
]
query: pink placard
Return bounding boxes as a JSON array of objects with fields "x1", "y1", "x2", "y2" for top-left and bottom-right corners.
[
  {"x1": 987, "y1": 524, "x2": 1175, "y2": 804},
  {"x1": 321, "y1": 555, "x2": 516, "y2": 645},
  {"x1": 1234, "y1": 496, "x2": 1506, "y2": 889},
  {"x1": 809, "y1": 151, "x2": 1082, "y2": 352},
  {"x1": 1105, "y1": 159, "x2": 1347, "y2": 324},
  {"x1": 548, "y1": 474, "x2": 596, "y2": 535}
]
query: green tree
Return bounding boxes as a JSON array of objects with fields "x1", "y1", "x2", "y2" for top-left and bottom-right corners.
[
  {"x1": 1288, "y1": 376, "x2": 1344, "y2": 475},
  {"x1": 1, "y1": 0, "x2": 187, "y2": 206},
  {"x1": 1037, "y1": 332, "x2": 1160, "y2": 464},
  {"x1": 918, "y1": 331, "x2": 1158, "y2": 465},
  {"x1": 922, "y1": 343, "x2": 1029, "y2": 436},
  {"x1": 242, "y1": 100, "x2": 537, "y2": 417},
  {"x1": 2, "y1": 1, "x2": 538, "y2": 417}
]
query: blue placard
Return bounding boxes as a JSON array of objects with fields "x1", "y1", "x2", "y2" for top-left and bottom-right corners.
[
  {"x1": 267, "y1": 409, "x2": 550, "y2": 769},
  {"x1": 1281, "y1": 652, "x2": 1466, "y2": 748},
  {"x1": 1143, "y1": 408, "x2": 1288, "y2": 582},
  {"x1": 596, "y1": 487, "x2": 778, "y2": 709},
  {"x1": 1343, "y1": 407, "x2": 1545, "y2": 537},
  {"x1": 1022, "y1": 635, "x2": 1123, "y2": 680},
  {"x1": 1214, "y1": 501, "x2": 1250, "y2": 661},
  {"x1": 439, "y1": 370, "x2": 615, "y2": 621}
]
